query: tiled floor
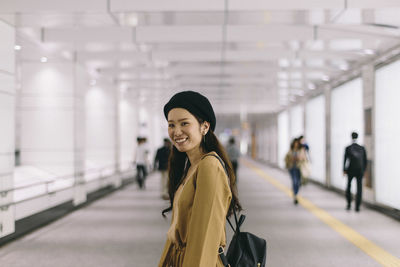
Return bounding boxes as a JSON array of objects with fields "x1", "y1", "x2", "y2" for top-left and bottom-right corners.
[{"x1": 1, "y1": 158, "x2": 399, "y2": 267}]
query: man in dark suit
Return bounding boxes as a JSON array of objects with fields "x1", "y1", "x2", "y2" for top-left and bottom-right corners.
[
  {"x1": 343, "y1": 132, "x2": 367, "y2": 212},
  {"x1": 154, "y1": 138, "x2": 171, "y2": 200}
]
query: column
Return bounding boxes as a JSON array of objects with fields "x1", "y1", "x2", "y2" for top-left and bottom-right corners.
[
  {"x1": 362, "y1": 64, "x2": 375, "y2": 201},
  {"x1": 324, "y1": 85, "x2": 332, "y2": 187},
  {"x1": 0, "y1": 20, "x2": 15, "y2": 238}
]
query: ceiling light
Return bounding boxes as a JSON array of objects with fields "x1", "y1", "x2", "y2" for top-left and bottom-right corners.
[
  {"x1": 279, "y1": 59, "x2": 290, "y2": 68},
  {"x1": 277, "y1": 72, "x2": 288, "y2": 80},
  {"x1": 278, "y1": 81, "x2": 289, "y2": 87},
  {"x1": 126, "y1": 13, "x2": 138, "y2": 27},
  {"x1": 363, "y1": 49, "x2": 375, "y2": 55},
  {"x1": 61, "y1": 50, "x2": 72, "y2": 60},
  {"x1": 321, "y1": 75, "x2": 330, "y2": 81},
  {"x1": 339, "y1": 64, "x2": 349, "y2": 71},
  {"x1": 292, "y1": 89, "x2": 304, "y2": 96},
  {"x1": 14, "y1": 45, "x2": 22, "y2": 50},
  {"x1": 90, "y1": 80, "x2": 97, "y2": 86},
  {"x1": 308, "y1": 83, "x2": 316, "y2": 90},
  {"x1": 40, "y1": 57, "x2": 48, "y2": 63}
]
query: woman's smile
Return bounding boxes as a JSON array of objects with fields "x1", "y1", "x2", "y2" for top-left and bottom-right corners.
[{"x1": 174, "y1": 137, "x2": 189, "y2": 146}]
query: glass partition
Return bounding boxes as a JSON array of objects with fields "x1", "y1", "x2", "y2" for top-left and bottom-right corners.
[
  {"x1": 289, "y1": 104, "x2": 304, "y2": 139},
  {"x1": 331, "y1": 78, "x2": 364, "y2": 190},
  {"x1": 375, "y1": 59, "x2": 400, "y2": 209},
  {"x1": 305, "y1": 95, "x2": 326, "y2": 183},
  {"x1": 278, "y1": 111, "x2": 289, "y2": 169}
]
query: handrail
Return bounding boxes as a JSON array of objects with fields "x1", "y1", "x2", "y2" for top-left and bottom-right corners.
[
  {"x1": 0, "y1": 164, "x2": 117, "y2": 195},
  {"x1": 0, "y1": 165, "x2": 134, "y2": 210}
]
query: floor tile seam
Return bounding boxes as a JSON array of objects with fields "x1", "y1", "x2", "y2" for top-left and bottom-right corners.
[{"x1": 242, "y1": 160, "x2": 400, "y2": 267}]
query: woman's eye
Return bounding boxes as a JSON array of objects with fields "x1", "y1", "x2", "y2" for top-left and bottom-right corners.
[
  {"x1": 168, "y1": 124, "x2": 174, "y2": 128},
  {"x1": 181, "y1": 122, "x2": 188, "y2": 126}
]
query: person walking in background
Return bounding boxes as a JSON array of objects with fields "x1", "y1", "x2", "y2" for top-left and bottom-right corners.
[
  {"x1": 155, "y1": 138, "x2": 171, "y2": 200},
  {"x1": 226, "y1": 137, "x2": 240, "y2": 179},
  {"x1": 285, "y1": 138, "x2": 307, "y2": 205},
  {"x1": 298, "y1": 135, "x2": 311, "y2": 185},
  {"x1": 159, "y1": 91, "x2": 241, "y2": 266},
  {"x1": 343, "y1": 132, "x2": 367, "y2": 212},
  {"x1": 135, "y1": 137, "x2": 149, "y2": 189}
]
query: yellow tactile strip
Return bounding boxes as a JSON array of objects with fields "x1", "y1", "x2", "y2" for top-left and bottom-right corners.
[{"x1": 244, "y1": 160, "x2": 400, "y2": 267}]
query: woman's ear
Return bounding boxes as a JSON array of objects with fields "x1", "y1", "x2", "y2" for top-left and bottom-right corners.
[{"x1": 201, "y1": 121, "x2": 210, "y2": 135}]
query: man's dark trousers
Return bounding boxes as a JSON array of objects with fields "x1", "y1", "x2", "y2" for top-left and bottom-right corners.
[{"x1": 346, "y1": 174, "x2": 362, "y2": 210}]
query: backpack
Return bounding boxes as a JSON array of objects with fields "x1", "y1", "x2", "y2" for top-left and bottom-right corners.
[
  {"x1": 220, "y1": 213, "x2": 267, "y2": 267},
  {"x1": 206, "y1": 154, "x2": 267, "y2": 267},
  {"x1": 348, "y1": 146, "x2": 364, "y2": 172}
]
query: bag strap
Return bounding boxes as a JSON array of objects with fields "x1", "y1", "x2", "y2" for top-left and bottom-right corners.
[
  {"x1": 203, "y1": 154, "x2": 246, "y2": 231},
  {"x1": 203, "y1": 153, "x2": 240, "y2": 267}
]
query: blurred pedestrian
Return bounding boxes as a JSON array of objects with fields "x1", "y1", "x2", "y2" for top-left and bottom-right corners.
[
  {"x1": 135, "y1": 137, "x2": 149, "y2": 189},
  {"x1": 285, "y1": 138, "x2": 307, "y2": 205},
  {"x1": 226, "y1": 137, "x2": 240, "y2": 179},
  {"x1": 298, "y1": 135, "x2": 311, "y2": 185},
  {"x1": 343, "y1": 132, "x2": 367, "y2": 212},
  {"x1": 159, "y1": 91, "x2": 241, "y2": 266},
  {"x1": 155, "y1": 138, "x2": 171, "y2": 200}
]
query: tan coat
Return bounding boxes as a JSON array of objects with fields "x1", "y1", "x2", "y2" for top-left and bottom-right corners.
[{"x1": 158, "y1": 152, "x2": 232, "y2": 267}]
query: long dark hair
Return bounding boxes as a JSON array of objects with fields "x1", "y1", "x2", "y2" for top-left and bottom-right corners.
[{"x1": 162, "y1": 116, "x2": 242, "y2": 218}]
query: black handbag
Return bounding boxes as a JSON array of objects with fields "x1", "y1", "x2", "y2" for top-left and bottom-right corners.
[
  {"x1": 205, "y1": 154, "x2": 267, "y2": 267},
  {"x1": 219, "y1": 212, "x2": 267, "y2": 267}
]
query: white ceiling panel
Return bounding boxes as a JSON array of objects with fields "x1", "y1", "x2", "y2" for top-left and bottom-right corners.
[
  {"x1": 152, "y1": 51, "x2": 221, "y2": 62},
  {"x1": 136, "y1": 26, "x2": 223, "y2": 43},
  {"x1": 43, "y1": 27, "x2": 134, "y2": 43},
  {"x1": 0, "y1": 0, "x2": 107, "y2": 13},
  {"x1": 110, "y1": 0, "x2": 224, "y2": 12},
  {"x1": 78, "y1": 51, "x2": 148, "y2": 62},
  {"x1": 227, "y1": 25, "x2": 314, "y2": 42},
  {"x1": 8, "y1": 1, "x2": 400, "y2": 114}
]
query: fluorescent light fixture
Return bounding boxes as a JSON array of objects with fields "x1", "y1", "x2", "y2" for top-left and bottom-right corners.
[
  {"x1": 61, "y1": 50, "x2": 72, "y2": 60},
  {"x1": 14, "y1": 45, "x2": 22, "y2": 50},
  {"x1": 278, "y1": 80, "x2": 289, "y2": 87},
  {"x1": 277, "y1": 72, "x2": 288, "y2": 80},
  {"x1": 340, "y1": 64, "x2": 349, "y2": 71},
  {"x1": 126, "y1": 13, "x2": 139, "y2": 26},
  {"x1": 40, "y1": 57, "x2": 48, "y2": 63},
  {"x1": 308, "y1": 83, "x2": 316, "y2": 90},
  {"x1": 279, "y1": 58, "x2": 290, "y2": 68},
  {"x1": 321, "y1": 75, "x2": 330, "y2": 81},
  {"x1": 292, "y1": 89, "x2": 304, "y2": 96},
  {"x1": 363, "y1": 49, "x2": 375, "y2": 55},
  {"x1": 290, "y1": 72, "x2": 302, "y2": 79}
]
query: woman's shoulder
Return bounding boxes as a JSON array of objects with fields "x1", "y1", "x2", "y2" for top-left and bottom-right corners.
[{"x1": 199, "y1": 152, "x2": 224, "y2": 169}]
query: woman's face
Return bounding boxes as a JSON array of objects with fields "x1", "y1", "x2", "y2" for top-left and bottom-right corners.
[{"x1": 167, "y1": 108, "x2": 208, "y2": 154}]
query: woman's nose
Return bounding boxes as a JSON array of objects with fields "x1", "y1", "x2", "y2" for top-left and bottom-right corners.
[{"x1": 173, "y1": 126, "x2": 182, "y2": 136}]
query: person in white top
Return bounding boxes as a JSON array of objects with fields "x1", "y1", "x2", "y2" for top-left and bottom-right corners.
[{"x1": 135, "y1": 137, "x2": 149, "y2": 189}]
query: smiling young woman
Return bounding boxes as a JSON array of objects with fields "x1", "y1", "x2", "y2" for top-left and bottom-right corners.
[{"x1": 159, "y1": 91, "x2": 241, "y2": 267}]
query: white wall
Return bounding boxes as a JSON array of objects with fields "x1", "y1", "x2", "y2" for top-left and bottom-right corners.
[
  {"x1": 0, "y1": 20, "x2": 15, "y2": 238},
  {"x1": 119, "y1": 96, "x2": 138, "y2": 172},
  {"x1": 20, "y1": 63, "x2": 75, "y2": 175},
  {"x1": 305, "y1": 95, "x2": 326, "y2": 183},
  {"x1": 85, "y1": 83, "x2": 116, "y2": 177},
  {"x1": 289, "y1": 104, "x2": 304, "y2": 139},
  {"x1": 330, "y1": 78, "x2": 364, "y2": 190},
  {"x1": 375, "y1": 59, "x2": 400, "y2": 209},
  {"x1": 278, "y1": 111, "x2": 289, "y2": 169}
]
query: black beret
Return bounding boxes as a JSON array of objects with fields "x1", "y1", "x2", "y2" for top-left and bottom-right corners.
[{"x1": 163, "y1": 91, "x2": 216, "y2": 131}]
